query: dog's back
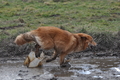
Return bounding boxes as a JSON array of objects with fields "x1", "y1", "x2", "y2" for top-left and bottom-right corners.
[{"x1": 32, "y1": 27, "x2": 75, "y2": 52}]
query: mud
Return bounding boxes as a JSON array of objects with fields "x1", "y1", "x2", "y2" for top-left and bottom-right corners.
[
  {"x1": 0, "y1": 24, "x2": 24, "y2": 30},
  {"x1": 0, "y1": 55, "x2": 120, "y2": 80},
  {"x1": 0, "y1": 30, "x2": 120, "y2": 80}
]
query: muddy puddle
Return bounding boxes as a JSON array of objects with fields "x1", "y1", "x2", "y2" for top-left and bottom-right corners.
[{"x1": 0, "y1": 56, "x2": 120, "y2": 80}]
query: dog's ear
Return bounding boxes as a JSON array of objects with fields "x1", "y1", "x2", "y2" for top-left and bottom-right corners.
[{"x1": 78, "y1": 33, "x2": 97, "y2": 46}]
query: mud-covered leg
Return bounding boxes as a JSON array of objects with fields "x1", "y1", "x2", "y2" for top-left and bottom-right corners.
[
  {"x1": 46, "y1": 51, "x2": 58, "y2": 62},
  {"x1": 64, "y1": 58, "x2": 71, "y2": 64},
  {"x1": 35, "y1": 44, "x2": 41, "y2": 57},
  {"x1": 59, "y1": 53, "x2": 67, "y2": 67},
  {"x1": 59, "y1": 53, "x2": 71, "y2": 67}
]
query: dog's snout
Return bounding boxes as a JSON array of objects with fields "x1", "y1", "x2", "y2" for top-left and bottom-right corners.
[
  {"x1": 88, "y1": 43, "x2": 97, "y2": 49},
  {"x1": 92, "y1": 41, "x2": 97, "y2": 46},
  {"x1": 14, "y1": 40, "x2": 16, "y2": 44}
]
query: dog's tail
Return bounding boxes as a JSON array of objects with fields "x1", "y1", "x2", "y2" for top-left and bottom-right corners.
[{"x1": 14, "y1": 32, "x2": 35, "y2": 45}]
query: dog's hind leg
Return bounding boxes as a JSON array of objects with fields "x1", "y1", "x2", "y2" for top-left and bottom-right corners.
[{"x1": 35, "y1": 44, "x2": 41, "y2": 57}]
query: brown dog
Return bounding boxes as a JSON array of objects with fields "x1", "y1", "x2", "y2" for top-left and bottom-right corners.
[{"x1": 14, "y1": 26, "x2": 97, "y2": 66}]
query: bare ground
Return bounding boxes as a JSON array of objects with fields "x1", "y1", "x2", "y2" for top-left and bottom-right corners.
[{"x1": 0, "y1": 32, "x2": 120, "y2": 80}]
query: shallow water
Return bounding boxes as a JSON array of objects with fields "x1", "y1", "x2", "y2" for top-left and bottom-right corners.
[{"x1": 0, "y1": 56, "x2": 120, "y2": 80}]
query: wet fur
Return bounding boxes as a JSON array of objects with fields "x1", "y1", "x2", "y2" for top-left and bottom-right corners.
[{"x1": 14, "y1": 27, "x2": 97, "y2": 66}]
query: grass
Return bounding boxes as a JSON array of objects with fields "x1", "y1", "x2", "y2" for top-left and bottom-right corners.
[{"x1": 0, "y1": 0, "x2": 120, "y2": 41}]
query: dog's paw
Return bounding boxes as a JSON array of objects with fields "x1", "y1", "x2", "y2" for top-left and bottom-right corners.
[
  {"x1": 60, "y1": 63, "x2": 71, "y2": 68},
  {"x1": 46, "y1": 59, "x2": 52, "y2": 62}
]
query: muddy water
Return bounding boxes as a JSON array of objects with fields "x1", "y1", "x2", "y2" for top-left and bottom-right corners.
[{"x1": 0, "y1": 56, "x2": 120, "y2": 80}]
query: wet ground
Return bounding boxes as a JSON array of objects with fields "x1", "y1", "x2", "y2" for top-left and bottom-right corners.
[{"x1": 0, "y1": 55, "x2": 120, "y2": 80}]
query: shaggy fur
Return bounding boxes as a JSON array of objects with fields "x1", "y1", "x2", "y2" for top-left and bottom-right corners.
[{"x1": 14, "y1": 26, "x2": 97, "y2": 66}]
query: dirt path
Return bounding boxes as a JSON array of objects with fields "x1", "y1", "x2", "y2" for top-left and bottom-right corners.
[{"x1": 0, "y1": 55, "x2": 120, "y2": 80}]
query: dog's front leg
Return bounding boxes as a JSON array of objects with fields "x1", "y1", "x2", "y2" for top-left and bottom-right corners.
[
  {"x1": 46, "y1": 51, "x2": 58, "y2": 62},
  {"x1": 59, "y1": 53, "x2": 67, "y2": 65},
  {"x1": 59, "y1": 53, "x2": 71, "y2": 67},
  {"x1": 35, "y1": 44, "x2": 41, "y2": 57}
]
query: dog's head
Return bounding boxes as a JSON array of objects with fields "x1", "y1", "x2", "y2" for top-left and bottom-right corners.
[
  {"x1": 78, "y1": 33, "x2": 97, "y2": 50},
  {"x1": 14, "y1": 32, "x2": 34, "y2": 45}
]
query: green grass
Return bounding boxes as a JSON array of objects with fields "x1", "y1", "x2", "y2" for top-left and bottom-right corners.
[{"x1": 0, "y1": 0, "x2": 120, "y2": 41}]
